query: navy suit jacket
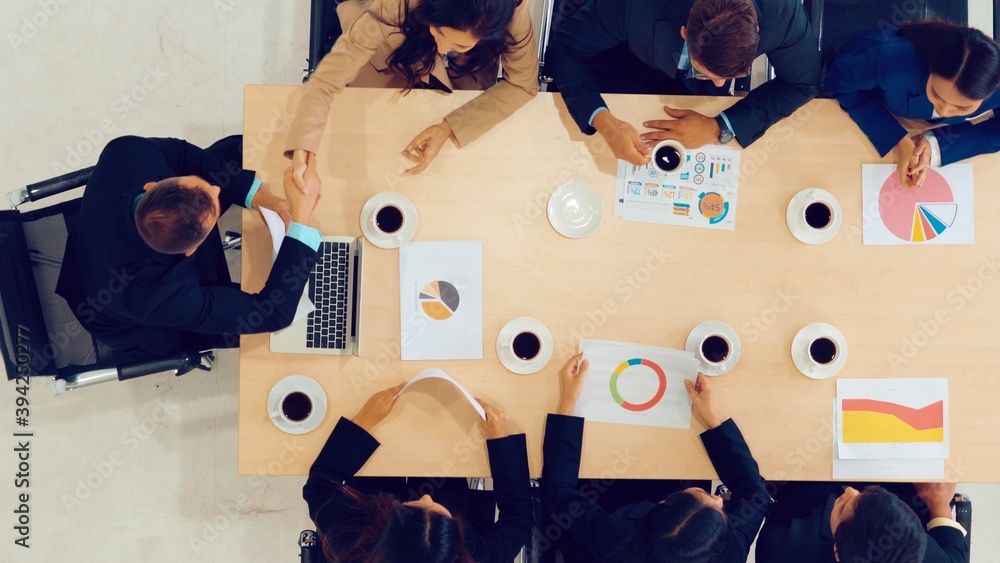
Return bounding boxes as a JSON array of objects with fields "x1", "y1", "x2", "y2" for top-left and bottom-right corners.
[
  {"x1": 55, "y1": 136, "x2": 318, "y2": 358},
  {"x1": 825, "y1": 27, "x2": 1000, "y2": 165},
  {"x1": 541, "y1": 414, "x2": 769, "y2": 562},
  {"x1": 303, "y1": 417, "x2": 534, "y2": 563},
  {"x1": 545, "y1": 0, "x2": 821, "y2": 147},
  {"x1": 755, "y1": 482, "x2": 969, "y2": 563}
]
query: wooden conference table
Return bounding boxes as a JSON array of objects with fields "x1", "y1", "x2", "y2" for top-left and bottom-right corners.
[{"x1": 239, "y1": 85, "x2": 1000, "y2": 481}]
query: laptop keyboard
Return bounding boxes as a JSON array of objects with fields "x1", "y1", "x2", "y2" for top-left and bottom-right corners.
[{"x1": 306, "y1": 241, "x2": 350, "y2": 349}]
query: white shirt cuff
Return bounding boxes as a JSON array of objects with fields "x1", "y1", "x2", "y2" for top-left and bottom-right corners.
[
  {"x1": 927, "y1": 517, "x2": 967, "y2": 537},
  {"x1": 924, "y1": 130, "x2": 943, "y2": 167}
]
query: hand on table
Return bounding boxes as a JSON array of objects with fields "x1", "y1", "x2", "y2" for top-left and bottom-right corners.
[
  {"x1": 914, "y1": 482, "x2": 957, "y2": 520},
  {"x1": 593, "y1": 110, "x2": 651, "y2": 166},
  {"x1": 283, "y1": 151, "x2": 322, "y2": 225},
  {"x1": 250, "y1": 187, "x2": 292, "y2": 231},
  {"x1": 476, "y1": 398, "x2": 509, "y2": 440},
  {"x1": 685, "y1": 373, "x2": 722, "y2": 430},
  {"x1": 289, "y1": 149, "x2": 313, "y2": 194},
  {"x1": 352, "y1": 381, "x2": 408, "y2": 432},
  {"x1": 556, "y1": 353, "x2": 589, "y2": 416},
  {"x1": 893, "y1": 136, "x2": 931, "y2": 189},
  {"x1": 402, "y1": 121, "x2": 453, "y2": 175},
  {"x1": 641, "y1": 106, "x2": 721, "y2": 149}
]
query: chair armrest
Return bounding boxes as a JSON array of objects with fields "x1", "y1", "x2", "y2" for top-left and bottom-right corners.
[{"x1": 25, "y1": 166, "x2": 94, "y2": 204}]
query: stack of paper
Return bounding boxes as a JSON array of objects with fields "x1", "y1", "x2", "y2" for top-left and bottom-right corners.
[
  {"x1": 613, "y1": 145, "x2": 740, "y2": 230},
  {"x1": 833, "y1": 378, "x2": 949, "y2": 480},
  {"x1": 576, "y1": 340, "x2": 701, "y2": 429}
]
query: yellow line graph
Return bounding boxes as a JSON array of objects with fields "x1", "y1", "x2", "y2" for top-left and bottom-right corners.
[{"x1": 842, "y1": 411, "x2": 944, "y2": 443}]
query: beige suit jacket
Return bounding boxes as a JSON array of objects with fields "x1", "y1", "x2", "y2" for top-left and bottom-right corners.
[{"x1": 285, "y1": 0, "x2": 539, "y2": 155}]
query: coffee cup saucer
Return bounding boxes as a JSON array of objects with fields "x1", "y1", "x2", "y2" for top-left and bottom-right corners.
[
  {"x1": 496, "y1": 317, "x2": 554, "y2": 375},
  {"x1": 685, "y1": 320, "x2": 741, "y2": 376},
  {"x1": 547, "y1": 182, "x2": 604, "y2": 239},
  {"x1": 791, "y1": 323, "x2": 848, "y2": 380},
  {"x1": 267, "y1": 375, "x2": 328, "y2": 435},
  {"x1": 360, "y1": 192, "x2": 418, "y2": 249},
  {"x1": 786, "y1": 188, "x2": 842, "y2": 245}
]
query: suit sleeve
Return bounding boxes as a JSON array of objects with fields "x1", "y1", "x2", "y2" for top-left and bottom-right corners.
[
  {"x1": 545, "y1": 0, "x2": 630, "y2": 134},
  {"x1": 724, "y1": 0, "x2": 820, "y2": 147},
  {"x1": 303, "y1": 417, "x2": 381, "y2": 530},
  {"x1": 700, "y1": 419, "x2": 769, "y2": 562},
  {"x1": 927, "y1": 116, "x2": 1000, "y2": 166},
  {"x1": 480, "y1": 433, "x2": 535, "y2": 562},
  {"x1": 824, "y1": 41, "x2": 909, "y2": 156},
  {"x1": 126, "y1": 236, "x2": 319, "y2": 339},
  {"x1": 924, "y1": 526, "x2": 969, "y2": 563},
  {"x1": 443, "y1": 0, "x2": 539, "y2": 147}
]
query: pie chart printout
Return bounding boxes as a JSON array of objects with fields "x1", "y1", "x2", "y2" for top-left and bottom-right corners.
[
  {"x1": 419, "y1": 281, "x2": 460, "y2": 321},
  {"x1": 877, "y1": 169, "x2": 957, "y2": 242}
]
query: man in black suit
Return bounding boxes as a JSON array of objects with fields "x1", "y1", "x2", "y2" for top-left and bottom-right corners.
[
  {"x1": 546, "y1": 0, "x2": 820, "y2": 164},
  {"x1": 56, "y1": 135, "x2": 322, "y2": 361},
  {"x1": 756, "y1": 481, "x2": 969, "y2": 563}
]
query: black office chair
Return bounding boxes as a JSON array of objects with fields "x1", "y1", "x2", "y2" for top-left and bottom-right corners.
[
  {"x1": 305, "y1": 0, "x2": 345, "y2": 80},
  {"x1": 1, "y1": 169, "x2": 216, "y2": 393},
  {"x1": 804, "y1": 0, "x2": 968, "y2": 95}
]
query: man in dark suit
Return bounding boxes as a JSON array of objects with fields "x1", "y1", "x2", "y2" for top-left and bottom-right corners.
[
  {"x1": 756, "y1": 481, "x2": 969, "y2": 563},
  {"x1": 55, "y1": 135, "x2": 322, "y2": 361},
  {"x1": 545, "y1": 0, "x2": 820, "y2": 164}
]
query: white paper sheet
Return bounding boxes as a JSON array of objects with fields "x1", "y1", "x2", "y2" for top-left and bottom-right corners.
[
  {"x1": 396, "y1": 368, "x2": 486, "y2": 419},
  {"x1": 832, "y1": 400, "x2": 945, "y2": 479},
  {"x1": 399, "y1": 241, "x2": 483, "y2": 360},
  {"x1": 576, "y1": 340, "x2": 700, "y2": 429},
  {"x1": 861, "y1": 164, "x2": 974, "y2": 245},
  {"x1": 836, "y1": 378, "x2": 949, "y2": 460},
  {"x1": 259, "y1": 207, "x2": 314, "y2": 322}
]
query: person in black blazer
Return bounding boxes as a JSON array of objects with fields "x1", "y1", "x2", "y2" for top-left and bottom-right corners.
[
  {"x1": 55, "y1": 135, "x2": 322, "y2": 361},
  {"x1": 756, "y1": 481, "x2": 969, "y2": 563},
  {"x1": 545, "y1": 0, "x2": 820, "y2": 164},
  {"x1": 304, "y1": 382, "x2": 534, "y2": 563},
  {"x1": 541, "y1": 354, "x2": 769, "y2": 563},
  {"x1": 825, "y1": 22, "x2": 1000, "y2": 188}
]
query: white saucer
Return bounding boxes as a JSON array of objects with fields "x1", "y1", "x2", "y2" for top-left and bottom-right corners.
[
  {"x1": 496, "y1": 317, "x2": 554, "y2": 375},
  {"x1": 267, "y1": 375, "x2": 328, "y2": 435},
  {"x1": 791, "y1": 323, "x2": 848, "y2": 379},
  {"x1": 547, "y1": 182, "x2": 604, "y2": 239},
  {"x1": 685, "y1": 321, "x2": 741, "y2": 376},
  {"x1": 360, "y1": 192, "x2": 418, "y2": 249},
  {"x1": 786, "y1": 188, "x2": 842, "y2": 245}
]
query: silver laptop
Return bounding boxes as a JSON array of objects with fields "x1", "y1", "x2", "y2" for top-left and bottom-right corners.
[{"x1": 270, "y1": 236, "x2": 364, "y2": 355}]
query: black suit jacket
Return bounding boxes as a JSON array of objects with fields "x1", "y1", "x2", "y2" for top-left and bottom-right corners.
[
  {"x1": 546, "y1": 0, "x2": 820, "y2": 147},
  {"x1": 756, "y1": 482, "x2": 969, "y2": 563},
  {"x1": 541, "y1": 414, "x2": 769, "y2": 562},
  {"x1": 55, "y1": 136, "x2": 318, "y2": 358},
  {"x1": 303, "y1": 417, "x2": 534, "y2": 563}
]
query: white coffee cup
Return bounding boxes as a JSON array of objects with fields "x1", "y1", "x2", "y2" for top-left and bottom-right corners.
[
  {"x1": 269, "y1": 390, "x2": 314, "y2": 425},
  {"x1": 699, "y1": 333, "x2": 732, "y2": 365},
  {"x1": 651, "y1": 140, "x2": 687, "y2": 174},
  {"x1": 371, "y1": 203, "x2": 407, "y2": 237},
  {"x1": 806, "y1": 336, "x2": 838, "y2": 369},
  {"x1": 802, "y1": 200, "x2": 834, "y2": 231}
]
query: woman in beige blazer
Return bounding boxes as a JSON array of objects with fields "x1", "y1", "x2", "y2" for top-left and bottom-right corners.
[{"x1": 285, "y1": 0, "x2": 539, "y2": 182}]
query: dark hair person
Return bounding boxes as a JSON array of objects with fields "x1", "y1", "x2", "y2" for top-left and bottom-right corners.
[
  {"x1": 305, "y1": 382, "x2": 533, "y2": 563},
  {"x1": 540, "y1": 356, "x2": 769, "y2": 563},
  {"x1": 826, "y1": 21, "x2": 1000, "y2": 189},
  {"x1": 285, "y1": 0, "x2": 538, "y2": 181}
]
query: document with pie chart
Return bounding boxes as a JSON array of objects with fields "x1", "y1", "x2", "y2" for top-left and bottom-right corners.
[
  {"x1": 576, "y1": 340, "x2": 701, "y2": 429},
  {"x1": 861, "y1": 164, "x2": 974, "y2": 245},
  {"x1": 400, "y1": 241, "x2": 483, "y2": 360}
]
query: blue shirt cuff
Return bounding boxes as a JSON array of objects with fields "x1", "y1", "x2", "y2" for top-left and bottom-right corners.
[
  {"x1": 244, "y1": 178, "x2": 263, "y2": 209},
  {"x1": 286, "y1": 222, "x2": 322, "y2": 251},
  {"x1": 718, "y1": 112, "x2": 735, "y2": 135},
  {"x1": 588, "y1": 107, "x2": 609, "y2": 127}
]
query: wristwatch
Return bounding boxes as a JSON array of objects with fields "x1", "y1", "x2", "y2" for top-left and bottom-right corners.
[{"x1": 715, "y1": 115, "x2": 735, "y2": 144}]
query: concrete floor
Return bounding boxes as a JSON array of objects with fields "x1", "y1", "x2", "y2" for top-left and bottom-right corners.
[{"x1": 1, "y1": 1, "x2": 998, "y2": 562}]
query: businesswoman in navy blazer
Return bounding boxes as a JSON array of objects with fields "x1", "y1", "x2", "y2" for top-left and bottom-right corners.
[
  {"x1": 303, "y1": 382, "x2": 533, "y2": 562},
  {"x1": 825, "y1": 21, "x2": 1000, "y2": 188}
]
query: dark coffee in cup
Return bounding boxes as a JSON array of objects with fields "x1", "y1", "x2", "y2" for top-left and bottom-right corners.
[
  {"x1": 512, "y1": 332, "x2": 541, "y2": 361},
  {"x1": 804, "y1": 202, "x2": 832, "y2": 229},
  {"x1": 701, "y1": 335, "x2": 730, "y2": 363},
  {"x1": 654, "y1": 145, "x2": 682, "y2": 172},
  {"x1": 375, "y1": 205, "x2": 404, "y2": 234},
  {"x1": 809, "y1": 337, "x2": 837, "y2": 365},
  {"x1": 282, "y1": 391, "x2": 312, "y2": 422}
]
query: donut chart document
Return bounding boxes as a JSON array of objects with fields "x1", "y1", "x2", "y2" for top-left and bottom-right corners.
[{"x1": 861, "y1": 164, "x2": 974, "y2": 245}]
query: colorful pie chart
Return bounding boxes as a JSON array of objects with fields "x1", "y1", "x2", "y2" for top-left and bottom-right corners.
[
  {"x1": 609, "y1": 358, "x2": 667, "y2": 412},
  {"x1": 877, "y1": 169, "x2": 957, "y2": 242},
  {"x1": 419, "y1": 280, "x2": 460, "y2": 321}
]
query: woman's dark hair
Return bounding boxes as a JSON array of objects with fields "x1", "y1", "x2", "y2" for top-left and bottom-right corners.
[
  {"x1": 834, "y1": 487, "x2": 927, "y2": 563},
  {"x1": 898, "y1": 20, "x2": 1000, "y2": 100},
  {"x1": 319, "y1": 483, "x2": 474, "y2": 563},
  {"x1": 374, "y1": 0, "x2": 525, "y2": 90},
  {"x1": 609, "y1": 489, "x2": 727, "y2": 563}
]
